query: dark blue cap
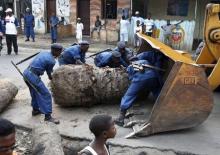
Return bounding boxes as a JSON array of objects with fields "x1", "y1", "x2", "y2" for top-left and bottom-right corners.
[{"x1": 51, "y1": 43, "x2": 63, "y2": 50}]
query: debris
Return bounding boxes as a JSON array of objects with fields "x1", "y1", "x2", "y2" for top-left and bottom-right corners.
[
  {"x1": 51, "y1": 65, "x2": 129, "y2": 106},
  {"x1": 32, "y1": 123, "x2": 64, "y2": 155},
  {"x1": 0, "y1": 79, "x2": 18, "y2": 112}
]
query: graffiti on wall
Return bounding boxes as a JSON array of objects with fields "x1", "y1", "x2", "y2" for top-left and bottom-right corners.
[
  {"x1": 32, "y1": 0, "x2": 45, "y2": 33},
  {"x1": 57, "y1": 0, "x2": 70, "y2": 24}
]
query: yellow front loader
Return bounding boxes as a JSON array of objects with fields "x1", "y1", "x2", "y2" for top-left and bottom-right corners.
[
  {"x1": 196, "y1": 3, "x2": 220, "y2": 90},
  {"x1": 126, "y1": 3, "x2": 219, "y2": 138}
]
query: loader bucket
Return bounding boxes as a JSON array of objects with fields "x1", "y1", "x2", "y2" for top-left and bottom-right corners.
[{"x1": 126, "y1": 34, "x2": 213, "y2": 138}]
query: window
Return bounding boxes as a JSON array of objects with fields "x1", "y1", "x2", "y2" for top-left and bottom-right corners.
[
  {"x1": 102, "y1": 0, "x2": 117, "y2": 19},
  {"x1": 167, "y1": 0, "x2": 189, "y2": 16}
]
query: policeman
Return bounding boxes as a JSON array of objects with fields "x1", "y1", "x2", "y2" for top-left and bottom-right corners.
[
  {"x1": 0, "y1": 18, "x2": 3, "y2": 53},
  {"x1": 24, "y1": 8, "x2": 35, "y2": 42},
  {"x1": 58, "y1": 41, "x2": 89, "y2": 65},
  {"x1": 115, "y1": 60, "x2": 162, "y2": 126},
  {"x1": 50, "y1": 12, "x2": 59, "y2": 43},
  {"x1": 94, "y1": 50, "x2": 128, "y2": 68},
  {"x1": 132, "y1": 51, "x2": 165, "y2": 68},
  {"x1": 114, "y1": 41, "x2": 133, "y2": 65},
  {"x1": 23, "y1": 44, "x2": 63, "y2": 124}
]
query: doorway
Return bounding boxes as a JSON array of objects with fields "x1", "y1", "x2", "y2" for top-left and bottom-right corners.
[
  {"x1": 132, "y1": 0, "x2": 149, "y2": 18},
  {"x1": 46, "y1": 0, "x2": 56, "y2": 33},
  {"x1": 77, "y1": 0, "x2": 90, "y2": 35}
]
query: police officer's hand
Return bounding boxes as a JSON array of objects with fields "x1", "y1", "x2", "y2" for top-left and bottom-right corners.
[{"x1": 76, "y1": 59, "x2": 83, "y2": 65}]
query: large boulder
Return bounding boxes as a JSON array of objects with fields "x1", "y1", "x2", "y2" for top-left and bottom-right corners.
[
  {"x1": 0, "y1": 80, "x2": 18, "y2": 112},
  {"x1": 51, "y1": 65, "x2": 129, "y2": 107},
  {"x1": 32, "y1": 123, "x2": 64, "y2": 155}
]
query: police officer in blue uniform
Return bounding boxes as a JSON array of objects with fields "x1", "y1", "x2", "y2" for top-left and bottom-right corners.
[
  {"x1": 58, "y1": 41, "x2": 90, "y2": 65},
  {"x1": 115, "y1": 59, "x2": 162, "y2": 126},
  {"x1": 114, "y1": 41, "x2": 134, "y2": 65},
  {"x1": 24, "y1": 8, "x2": 35, "y2": 42},
  {"x1": 0, "y1": 18, "x2": 3, "y2": 53},
  {"x1": 94, "y1": 50, "x2": 128, "y2": 68},
  {"x1": 50, "y1": 12, "x2": 59, "y2": 43},
  {"x1": 23, "y1": 44, "x2": 63, "y2": 124}
]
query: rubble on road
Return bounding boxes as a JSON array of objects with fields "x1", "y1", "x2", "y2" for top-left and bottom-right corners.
[{"x1": 51, "y1": 65, "x2": 129, "y2": 107}]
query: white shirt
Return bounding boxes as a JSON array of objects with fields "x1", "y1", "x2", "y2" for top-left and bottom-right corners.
[
  {"x1": 120, "y1": 19, "x2": 130, "y2": 34},
  {"x1": 132, "y1": 16, "x2": 144, "y2": 33},
  {"x1": 5, "y1": 15, "x2": 18, "y2": 35},
  {"x1": 145, "y1": 19, "x2": 154, "y2": 32},
  {"x1": 76, "y1": 23, "x2": 84, "y2": 33},
  {"x1": 135, "y1": 25, "x2": 142, "y2": 33}
]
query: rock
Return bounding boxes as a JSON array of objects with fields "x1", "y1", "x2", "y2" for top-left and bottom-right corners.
[
  {"x1": 32, "y1": 123, "x2": 64, "y2": 155},
  {"x1": 0, "y1": 80, "x2": 18, "y2": 112},
  {"x1": 51, "y1": 65, "x2": 129, "y2": 107}
]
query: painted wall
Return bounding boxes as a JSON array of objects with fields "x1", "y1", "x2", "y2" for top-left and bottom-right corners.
[
  {"x1": 56, "y1": 0, "x2": 70, "y2": 24},
  {"x1": 148, "y1": 0, "x2": 211, "y2": 39},
  {"x1": 32, "y1": 0, "x2": 46, "y2": 33}
]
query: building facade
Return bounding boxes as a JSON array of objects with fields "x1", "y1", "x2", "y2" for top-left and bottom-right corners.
[{"x1": 2, "y1": 0, "x2": 219, "y2": 50}]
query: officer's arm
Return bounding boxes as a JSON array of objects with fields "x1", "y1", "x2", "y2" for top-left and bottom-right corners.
[
  {"x1": 46, "y1": 63, "x2": 55, "y2": 80},
  {"x1": 33, "y1": 16, "x2": 35, "y2": 27},
  {"x1": 120, "y1": 58, "x2": 128, "y2": 67},
  {"x1": 75, "y1": 59, "x2": 83, "y2": 64}
]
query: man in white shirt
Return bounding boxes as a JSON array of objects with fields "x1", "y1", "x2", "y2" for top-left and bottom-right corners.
[
  {"x1": 4, "y1": 8, "x2": 19, "y2": 55},
  {"x1": 144, "y1": 13, "x2": 155, "y2": 37},
  {"x1": 120, "y1": 15, "x2": 130, "y2": 44}
]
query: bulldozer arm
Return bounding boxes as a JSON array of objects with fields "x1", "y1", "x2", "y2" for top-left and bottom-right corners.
[
  {"x1": 125, "y1": 33, "x2": 213, "y2": 138},
  {"x1": 196, "y1": 4, "x2": 220, "y2": 90}
]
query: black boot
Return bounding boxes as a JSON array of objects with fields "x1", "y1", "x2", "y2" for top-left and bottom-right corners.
[
  {"x1": 115, "y1": 110, "x2": 126, "y2": 127},
  {"x1": 32, "y1": 109, "x2": 42, "y2": 116},
  {"x1": 44, "y1": 114, "x2": 60, "y2": 124},
  {"x1": 25, "y1": 38, "x2": 30, "y2": 42}
]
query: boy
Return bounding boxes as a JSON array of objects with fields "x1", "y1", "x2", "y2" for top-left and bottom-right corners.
[
  {"x1": 23, "y1": 44, "x2": 63, "y2": 124},
  {"x1": 76, "y1": 18, "x2": 84, "y2": 43},
  {"x1": 0, "y1": 118, "x2": 17, "y2": 155},
  {"x1": 78, "y1": 115, "x2": 116, "y2": 155},
  {"x1": 91, "y1": 15, "x2": 102, "y2": 38}
]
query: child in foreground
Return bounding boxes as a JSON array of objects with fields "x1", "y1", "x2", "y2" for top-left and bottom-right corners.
[{"x1": 78, "y1": 115, "x2": 117, "y2": 155}]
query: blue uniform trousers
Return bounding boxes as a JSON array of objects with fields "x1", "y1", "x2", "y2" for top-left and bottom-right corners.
[
  {"x1": 51, "y1": 27, "x2": 57, "y2": 41},
  {"x1": 120, "y1": 78, "x2": 160, "y2": 111},
  {"x1": 23, "y1": 69, "x2": 52, "y2": 114},
  {"x1": 25, "y1": 26, "x2": 35, "y2": 39}
]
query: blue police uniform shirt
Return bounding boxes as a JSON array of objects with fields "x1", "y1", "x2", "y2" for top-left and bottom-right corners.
[
  {"x1": 50, "y1": 16, "x2": 59, "y2": 27},
  {"x1": 114, "y1": 47, "x2": 133, "y2": 64},
  {"x1": 95, "y1": 51, "x2": 128, "y2": 68},
  {"x1": 127, "y1": 60, "x2": 158, "y2": 82},
  {"x1": 0, "y1": 21, "x2": 2, "y2": 33},
  {"x1": 136, "y1": 51, "x2": 164, "y2": 68},
  {"x1": 61, "y1": 45, "x2": 85, "y2": 64},
  {"x1": 29, "y1": 51, "x2": 56, "y2": 76},
  {"x1": 24, "y1": 14, "x2": 34, "y2": 27}
]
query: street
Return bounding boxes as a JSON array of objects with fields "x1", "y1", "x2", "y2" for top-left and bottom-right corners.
[{"x1": 0, "y1": 39, "x2": 220, "y2": 155}]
